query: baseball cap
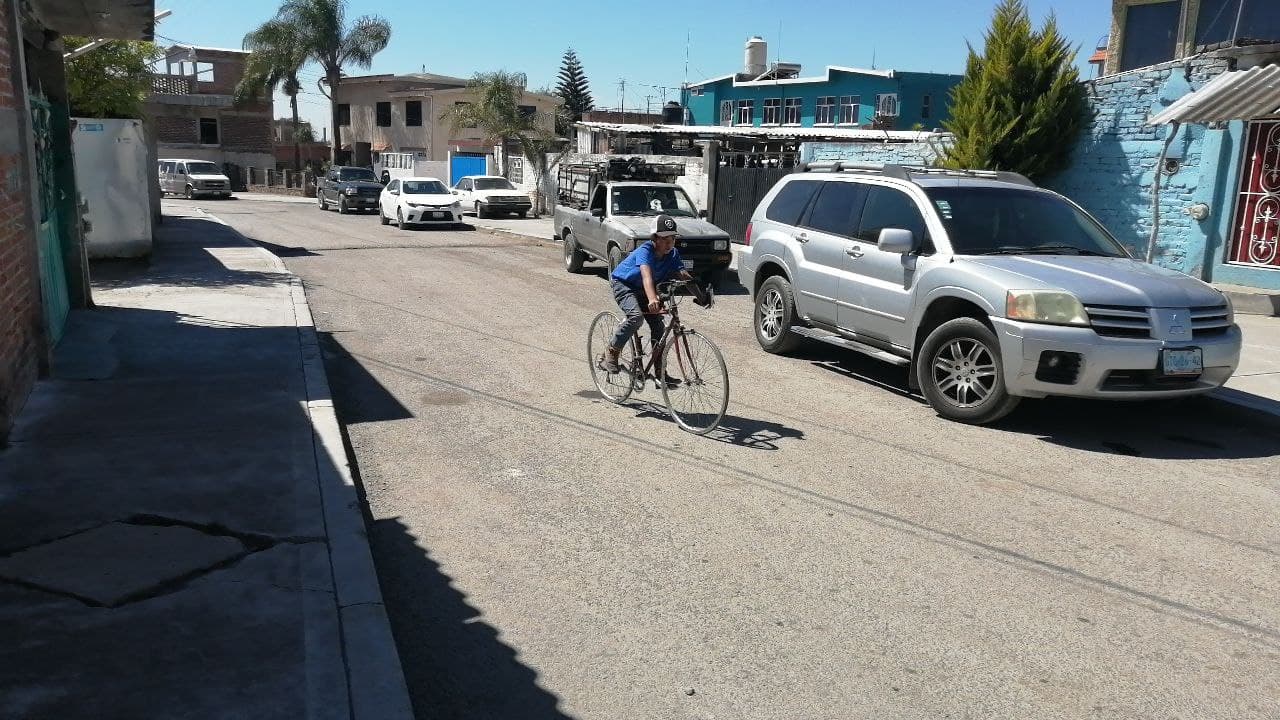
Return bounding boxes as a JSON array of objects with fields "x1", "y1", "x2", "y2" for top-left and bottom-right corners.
[{"x1": 653, "y1": 215, "x2": 678, "y2": 237}]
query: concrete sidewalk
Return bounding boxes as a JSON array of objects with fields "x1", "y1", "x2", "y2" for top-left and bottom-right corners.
[{"x1": 0, "y1": 209, "x2": 411, "y2": 719}]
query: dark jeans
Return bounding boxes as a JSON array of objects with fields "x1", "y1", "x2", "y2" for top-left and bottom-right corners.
[{"x1": 610, "y1": 279, "x2": 665, "y2": 353}]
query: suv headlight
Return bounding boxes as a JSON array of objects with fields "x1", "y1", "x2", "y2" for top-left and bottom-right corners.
[
  {"x1": 713, "y1": 239, "x2": 729, "y2": 251},
  {"x1": 344, "y1": 187, "x2": 358, "y2": 196},
  {"x1": 1005, "y1": 290, "x2": 1089, "y2": 326}
]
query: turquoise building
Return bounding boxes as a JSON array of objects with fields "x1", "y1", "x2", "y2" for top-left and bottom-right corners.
[{"x1": 682, "y1": 38, "x2": 961, "y2": 132}]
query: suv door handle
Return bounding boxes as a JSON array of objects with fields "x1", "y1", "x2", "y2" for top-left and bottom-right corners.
[
  {"x1": 795, "y1": 232, "x2": 809, "y2": 243},
  {"x1": 846, "y1": 245, "x2": 864, "y2": 258}
]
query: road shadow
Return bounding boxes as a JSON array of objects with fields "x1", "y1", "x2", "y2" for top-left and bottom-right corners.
[
  {"x1": 317, "y1": 333, "x2": 413, "y2": 424},
  {"x1": 627, "y1": 401, "x2": 805, "y2": 449},
  {"x1": 250, "y1": 238, "x2": 321, "y2": 257},
  {"x1": 795, "y1": 342, "x2": 924, "y2": 403},
  {"x1": 991, "y1": 394, "x2": 1280, "y2": 460}
]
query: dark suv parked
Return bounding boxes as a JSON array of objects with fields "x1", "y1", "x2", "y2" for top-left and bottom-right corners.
[{"x1": 318, "y1": 166, "x2": 384, "y2": 214}]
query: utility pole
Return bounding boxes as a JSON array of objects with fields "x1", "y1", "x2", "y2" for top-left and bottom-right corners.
[
  {"x1": 645, "y1": 95, "x2": 653, "y2": 116},
  {"x1": 618, "y1": 78, "x2": 626, "y2": 119}
]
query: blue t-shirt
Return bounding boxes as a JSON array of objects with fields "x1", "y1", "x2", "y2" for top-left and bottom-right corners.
[{"x1": 611, "y1": 241, "x2": 685, "y2": 291}]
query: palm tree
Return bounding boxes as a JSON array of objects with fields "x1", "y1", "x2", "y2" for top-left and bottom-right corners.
[
  {"x1": 443, "y1": 70, "x2": 540, "y2": 177},
  {"x1": 236, "y1": 19, "x2": 307, "y2": 170},
  {"x1": 263, "y1": 0, "x2": 391, "y2": 164}
]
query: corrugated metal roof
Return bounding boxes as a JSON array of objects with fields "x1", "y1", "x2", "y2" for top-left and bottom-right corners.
[
  {"x1": 1148, "y1": 64, "x2": 1280, "y2": 125},
  {"x1": 574, "y1": 121, "x2": 944, "y2": 142}
]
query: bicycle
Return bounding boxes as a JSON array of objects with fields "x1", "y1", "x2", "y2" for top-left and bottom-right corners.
[{"x1": 587, "y1": 280, "x2": 729, "y2": 435}]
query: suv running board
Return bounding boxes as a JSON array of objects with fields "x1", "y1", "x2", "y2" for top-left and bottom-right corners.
[{"x1": 790, "y1": 326, "x2": 911, "y2": 366}]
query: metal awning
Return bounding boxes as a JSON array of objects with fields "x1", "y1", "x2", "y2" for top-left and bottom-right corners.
[
  {"x1": 28, "y1": 0, "x2": 156, "y2": 40},
  {"x1": 1148, "y1": 64, "x2": 1280, "y2": 125}
]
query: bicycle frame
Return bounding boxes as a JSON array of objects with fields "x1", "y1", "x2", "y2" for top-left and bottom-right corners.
[{"x1": 626, "y1": 290, "x2": 703, "y2": 387}]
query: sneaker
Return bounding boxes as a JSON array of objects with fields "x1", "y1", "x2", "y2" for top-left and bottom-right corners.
[
  {"x1": 598, "y1": 352, "x2": 621, "y2": 373},
  {"x1": 653, "y1": 372, "x2": 682, "y2": 387}
]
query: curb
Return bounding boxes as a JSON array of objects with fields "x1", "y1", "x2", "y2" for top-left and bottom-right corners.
[
  {"x1": 1214, "y1": 284, "x2": 1280, "y2": 317},
  {"x1": 197, "y1": 209, "x2": 414, "y2": 720}
]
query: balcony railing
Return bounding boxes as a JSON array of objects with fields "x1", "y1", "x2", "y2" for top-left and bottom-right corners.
[{"x1": 152, "y1": 74, "x2": 195, "y2": 96}]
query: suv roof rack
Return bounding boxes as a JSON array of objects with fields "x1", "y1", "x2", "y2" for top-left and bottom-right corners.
[{"x1": 795, "y1": 162, "x2": 1036, "y2": 188}]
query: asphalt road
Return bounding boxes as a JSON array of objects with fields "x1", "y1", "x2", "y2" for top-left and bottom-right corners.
[{"x1": 176, "y1": 197, "x2": 1279, "y2": 720}]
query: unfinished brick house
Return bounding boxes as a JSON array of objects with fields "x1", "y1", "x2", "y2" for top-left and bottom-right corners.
[{"x1": 146, "y1": 45, "x2": 273, "y2": 174}]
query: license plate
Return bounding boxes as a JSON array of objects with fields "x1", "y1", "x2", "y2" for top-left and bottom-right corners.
[
  {"x1": 682, "y1": 260, "x2": 695, "y2": 269},
  {"x1": 431, "y1": 212, "x2": 445, "y2": 219},
  {"x1": 1161, "y1": 347, "x2": 1203, "y2": 375}
]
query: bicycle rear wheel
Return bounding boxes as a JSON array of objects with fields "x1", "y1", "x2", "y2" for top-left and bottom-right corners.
[
  {"x1": 587, "y1": 311, "x2": 637, "y2": 404},
  {"x1": 660, "y1": 329, "x2": 729, "y2": 434}
]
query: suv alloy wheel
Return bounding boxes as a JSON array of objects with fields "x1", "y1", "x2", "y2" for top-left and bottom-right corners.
[
  {"x1": 754, "y1": 276, "x2": 801, "y2": 353},
  {"x1": 916, "y1": 317, "x2": 1020, "y2": 424}
]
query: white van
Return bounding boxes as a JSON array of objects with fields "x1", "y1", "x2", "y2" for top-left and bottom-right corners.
[{"x1": 159, "y1": 158, "x2": 232, "y2": 199}]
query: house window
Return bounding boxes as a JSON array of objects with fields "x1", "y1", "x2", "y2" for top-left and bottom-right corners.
[
  {"x1": 763, "y1": 98, "x2": 782, "y2": 125},
  {"x1": 815, "y1": 96, "x2": 836, "y2": 125},
  {"x1": 510, "y1": 156, "x2": 524, "y2": 184},
  {"x1": 735, "y1": 99, "x2": 754, "y2": 125},
  {"x1": 838, "y1": 95, "x2": 860, "y2": 125},
  {"x1": 876, "y1": 93, "x2": 900, "y2": 117},
  {"x1": 198, "y1": 117, "x2": 219, "y2": 145},
  {"x1": 405, "y1": 100, "x2": 422, "y2": 127},
  {"x1": 719, "y1": 100, "x2": 733, "y2": 126},
  {"x1": 337, "y1": 104, "x2": 351, "y2": 126},
  {"x1": 1195, "y1": 0, "x2": 1280, "y2": 47},
  {"x1": 518, "y1": 104, "x2": 537, "y2": 118},
  {"x1": 921, "y1": 94, "x2": 932, "y2": 120},
  {"x1": 691, "y1": 87, "x2": 704, "y2": 96},
  {"x1": 376, "y1": 102, "x2": 392, "y2": 127},
  {"x1": 783, "y1": 97, "x2": 802, "y2": 124},
  {"x1": 1119, "y1": 1, "x2": 1180, "y2": 71}
]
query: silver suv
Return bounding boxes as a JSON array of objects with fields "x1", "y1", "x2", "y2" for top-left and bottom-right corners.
[{"x1": 738, "y1": 164, "x2": 1242, "y2": 424}]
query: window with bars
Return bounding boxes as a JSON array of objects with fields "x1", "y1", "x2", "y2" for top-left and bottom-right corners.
[
  {"x1": 815, "y1": 96, "x2": 836, "y2": 125},
  {"x1": 405, "y1": 101, "x2": 422, "y2": 127},
  {"x1": 736, "y1": 99, "x2": 754, "y2": 125},
  {"x1": 763, "y1": 98, "x2": 782, "y2": 125},
  {"x1": 720, "y1": 100, "x2": 733, "y2": 125},
  {"x1": 921, "y1": 94, "x2": 932, "y2": 120},
  {"x1": 838, "y1": 95, "x2": 860, "y2": 125},
  {"x1": 783, "y1": 98, "x2": 802, "y2": 124},
  {"x1": 376, "y1": 102, "x2": 391, "y2": 127}
]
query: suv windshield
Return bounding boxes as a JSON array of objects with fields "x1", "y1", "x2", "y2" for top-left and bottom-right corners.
[
  {"x1": 611, "y1": 186, "x2": 698, "y2": 217},
  {"x1": 474, "y1": 178, "x2": 515, "y2": 190},
  {"x1": 924, "y1": 187, "x2": 1128, "y2": 257},
  {"x1": 339, "y1": 168, "x2": 378, "y2": 182},
  {"x1": 402, "y1": 180, "x2": 448, "y2": 194},
  {"x1": 186, "y1": 162, "x2": 221, "y2": 175}
]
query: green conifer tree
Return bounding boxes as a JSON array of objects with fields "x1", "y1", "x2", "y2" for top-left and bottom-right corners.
[
  {"x1": 554, "y1": 48, "x2": 594, "y2": 135},
  {"x1": 941, "y1": 0, "x2": 1090, "y2": 182}
]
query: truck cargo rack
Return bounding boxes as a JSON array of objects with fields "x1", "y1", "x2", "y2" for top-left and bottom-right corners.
[
  {"x1": 557, "y1": 156, "x2": 686, "y2": 209},
  {"x1": 796, "y1": 162, "x2": 1036, "y2": 188}
]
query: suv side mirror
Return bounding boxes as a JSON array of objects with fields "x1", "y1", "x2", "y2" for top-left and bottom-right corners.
[
  {"x1": 877, "y1": 228, "x2": 916, "y2": 254},
  {"x1": 590, "y1": 207, "x2": 605, "y2": 218}
]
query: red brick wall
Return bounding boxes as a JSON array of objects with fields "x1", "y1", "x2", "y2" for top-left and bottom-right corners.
[
  {"x1": 0, "y1": 0, "x2": 43, "y2": 439},
  {"x1": 220, "y1": 113, "x2": 272, "y2": 153},
  {"x1": 156, "y1": 115, "x2": 196, "y2": 144}
]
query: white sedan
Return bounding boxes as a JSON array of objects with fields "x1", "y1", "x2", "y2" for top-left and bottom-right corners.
[{"x1": 379, "y1": 177, "x2": 463, "y2": 229}]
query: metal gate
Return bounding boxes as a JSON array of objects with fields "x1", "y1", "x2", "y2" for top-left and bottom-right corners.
[
  {"x1": 450, "y1": 154, "x2": 487, "y2": 185},
  {"x1": 1229, "y1": 119, "x2": 1280, "y2": 268},
  {"x1": 30, "y1": 95, "x2": 69, "y2": 345},
  {"x1": 710, "y1": 165, "x2": 791, "y2": 244}
]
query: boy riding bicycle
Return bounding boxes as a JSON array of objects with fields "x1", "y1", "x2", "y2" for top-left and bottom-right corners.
[{"x1": 600, "y1": 214, "x2": 708, "y2": 373}]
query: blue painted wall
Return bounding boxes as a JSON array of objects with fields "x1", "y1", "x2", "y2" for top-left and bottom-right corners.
[
  {"x1": 685, "y1": 69, "x2": 960, "y2": 130},
  {"x1": 1046, "y1": 55, "x2": 1280, "y2": 290}
]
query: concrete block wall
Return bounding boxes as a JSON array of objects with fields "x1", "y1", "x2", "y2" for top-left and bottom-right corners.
[
  {"x1": 1047, "y1": 57, "x2": 1231, "y2": 274},
  {"x1": 799, "y1": 139, "x2": 945, "y2": 166},
  {"x1": 0, "y1": 0, "x2": 42, "y2": 438}
]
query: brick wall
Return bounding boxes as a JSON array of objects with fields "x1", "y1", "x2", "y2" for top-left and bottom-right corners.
[
  {"x1": 220, "y1": 113, "x2": 271, "y2": 153},
  {"x1": 156, "y1": 115, "x2": 196, "y2": 144},
  {"x1": 1047, "y1": 56, "x2": 1231, "y2": 273},
  {"x1": 798, "y1": 139, "x2": 947, "y2": 165},
  {"x1": 1, "y1": 0, "x2": 42, "y2": 439}
]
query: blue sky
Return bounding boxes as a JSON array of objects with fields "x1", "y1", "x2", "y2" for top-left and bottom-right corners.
[{"x1": 153, "y1": 0, "x2": 1113, "y2": 134}]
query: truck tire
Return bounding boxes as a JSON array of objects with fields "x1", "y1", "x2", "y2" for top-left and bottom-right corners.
[
  {"x1": 754, "y1": 276, "x2": 802, "y2": 354},
  {"x1": 607, "y1": 244, "x2": 624, "y2": 274},
  {"x1": 563, "y1": 231, "x2": 587, "y2": 273},
  {"x1": 338, "y1": 197, "x2": 350, "y2": 214},
  {"x1": 318, "y1": 193, "x2": 327, "y2": 210},
  {"x1": 916, "y1": 317, "x2": 1020, "y2": 425},
  {"x1": 475, "y1": 202, "x2": 486, "y2": 219}
]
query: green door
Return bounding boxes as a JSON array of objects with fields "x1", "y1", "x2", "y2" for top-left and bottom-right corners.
[{"x1": 30, "y1": 95, "x2": 69, "y2": 345}]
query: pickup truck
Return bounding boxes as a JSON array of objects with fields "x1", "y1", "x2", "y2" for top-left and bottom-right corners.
[
  {"x1": 555, "y1": 174, "x2": 733, "y2": 287},
  {"x1": 317, "y1": 166, "x2": 385, "y2": 214}
]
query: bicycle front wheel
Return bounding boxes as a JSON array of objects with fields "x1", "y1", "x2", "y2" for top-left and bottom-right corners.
[
  {"x1": 660, "y1": 330, "x2": 729, "y2": 434},
  {"x1": 587, "y1": 311, "x2": 637, "y2": 404}
]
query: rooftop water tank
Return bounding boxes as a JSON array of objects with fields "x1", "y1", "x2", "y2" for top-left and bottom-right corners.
[{"x1": 744, "y1": 36, "x2": 767, "y2": 77}]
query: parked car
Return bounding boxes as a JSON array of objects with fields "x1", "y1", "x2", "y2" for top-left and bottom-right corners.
[
  {"x1": 379, "y1": 177, "x2": 462, "y2": 229},
  {"x1": 452, "y1": 175, "x2": 531, "y2": 218},
  {"x1": 738, "y1": 164, "x2": 1242, "y2": 424},
  {"x1": 318, "y1": 166, "x2": 384, "y2": 214},
  {"x1": 553, "y1": 159, "x2": 733, "y2": 288},
  {"x1": 159, "y1": 158, "x2": 232, "y2": 199}
]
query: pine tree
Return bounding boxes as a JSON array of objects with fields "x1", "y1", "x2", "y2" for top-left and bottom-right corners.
[
  {"x1": 941, "y1": 0, "x2": 1090, "y2": 182},
  {"x1": 555, "y1": 48, "x2": 594, "y2": 134}
]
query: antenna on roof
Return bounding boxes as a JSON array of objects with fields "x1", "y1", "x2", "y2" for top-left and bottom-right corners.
[{"x1": 871, "y1": 47, "x2": 876, "y2": 70}]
